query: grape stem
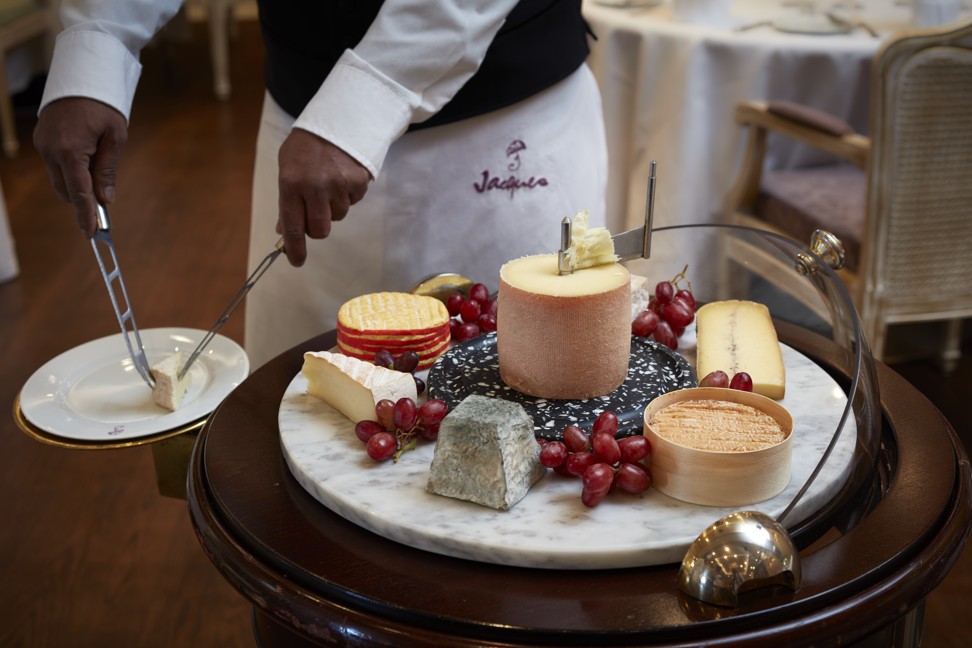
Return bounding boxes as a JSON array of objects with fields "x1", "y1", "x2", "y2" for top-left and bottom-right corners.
[
  {"x1": 392, "y1": 424, "x2": 425, "y2": 463},
  {"x1": 669, "y1": 264, "x2": 692, "y2": 292}
]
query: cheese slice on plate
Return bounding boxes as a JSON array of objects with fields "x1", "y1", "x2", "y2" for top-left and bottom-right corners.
[
  {"x1": 302, "y1": 350, "x2": 418, "y2": 423},
  {"x1": 150, "y1": 351, "x2": 192, "y2": 411},
  {"x1": 696, "y1": 300, "x2": 786, "y2": 399}
]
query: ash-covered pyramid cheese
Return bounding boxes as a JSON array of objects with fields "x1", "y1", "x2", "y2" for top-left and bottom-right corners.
[
  {"x1": 426, "y1": 395, "x2": 544, "y2": 511},
  {"x1": 150, "y1": 351, "x2": 191, "y2": 411},
  {"x1": 302, "y1": 350, "x2": 417, "y2": 423}
]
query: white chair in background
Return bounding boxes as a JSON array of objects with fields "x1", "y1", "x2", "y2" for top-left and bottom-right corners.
[{"x1": 0, "y1": 0, "x2": 55, "y2": 158}]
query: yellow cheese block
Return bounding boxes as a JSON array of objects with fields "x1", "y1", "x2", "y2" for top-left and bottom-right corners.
[
  {"x1": 498, "y1": 253, "x2": 630, "y2": 399},
  {"x1": 302, "y1": 351, "x2": 417, "y2": 424},
  {"x1": 337, "y1": 292, "x2": 449, "y2": 335},
  {"x1": 696, "y1": 300, "x2": 786, "y2": 399}
]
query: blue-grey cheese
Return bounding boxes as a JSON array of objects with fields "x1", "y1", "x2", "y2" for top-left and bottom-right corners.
[{"x1": 426, "y1": 395, "x2": 544, "y2": 511}]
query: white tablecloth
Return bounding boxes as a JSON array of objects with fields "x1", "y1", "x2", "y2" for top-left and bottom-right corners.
[{"x1": 582, "y1": 0, "x2": 920, "y2": 284}]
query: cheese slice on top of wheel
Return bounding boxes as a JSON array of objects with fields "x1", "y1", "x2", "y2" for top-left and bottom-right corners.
[{"x1": 498, "y1": 253, "x2": 630, "y2": 400}]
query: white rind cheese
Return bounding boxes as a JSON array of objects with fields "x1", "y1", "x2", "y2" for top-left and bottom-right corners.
[
  {"x1": 498, "y1": 253, "x2": 630, "y2": 399},
  {"x1": 302, "y1": 350, "x2": 417, "y2": 423},
  {"x1": 696, "y1": 300, "x2": 786, "y2": 399},
  {"x1": 426, "y1": 395, "x2": 545, "y2": 511},
  {"x1": 151, "y1": 351, "x2": 191, "y2": 411}
]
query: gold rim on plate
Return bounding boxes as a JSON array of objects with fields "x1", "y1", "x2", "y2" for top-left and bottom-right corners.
[{"x1": 13, "y1": 392, "x2": 206, "y2": 450}]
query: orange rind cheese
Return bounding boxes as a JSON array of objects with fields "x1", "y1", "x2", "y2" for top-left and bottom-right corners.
[
  {"x1": 339, "y1": 333, "x2": 451, "y2": 371},
  {"x1": 337, "y1": 292, "x2": 449, "y2": 336},
  {"x1": 336, "y1": 292, "x2": 451, "y2": 369},
  {"x1": 649, "y1": 399, "x2": 786, "y2": 452}
]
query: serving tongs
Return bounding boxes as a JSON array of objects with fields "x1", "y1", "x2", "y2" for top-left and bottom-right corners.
[
  {"x1": 558, "y1": 160, "x2": 657, "y2": 274},
  {"x1": 91, "y1": 203, "x2": 154, "y2": 389}
]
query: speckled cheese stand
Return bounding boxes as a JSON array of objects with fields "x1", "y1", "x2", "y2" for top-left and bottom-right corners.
[{"x1": 279, "y1": 331, "x2": 857, "y2": 570}]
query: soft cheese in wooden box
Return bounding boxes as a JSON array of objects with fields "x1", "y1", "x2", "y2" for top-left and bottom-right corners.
[{"x1": 643, "y1": 387, "x2": 793, "y2": 507}]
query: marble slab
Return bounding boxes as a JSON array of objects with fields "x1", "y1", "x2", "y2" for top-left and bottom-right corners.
[{"x1": 279, "y1": 337, "x2": 857, "y2": 569}]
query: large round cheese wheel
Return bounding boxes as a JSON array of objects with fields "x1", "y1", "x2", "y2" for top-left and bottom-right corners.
[{"x1": 497, "y1": 254, "x2": 630, "y2": 400}]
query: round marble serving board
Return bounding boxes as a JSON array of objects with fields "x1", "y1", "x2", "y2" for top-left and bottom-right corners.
[
  {"x1": 279, "y1": 342, "x2": 857, "y2": 569},
  {"x1": 427, "y1": 333, "x2": 696, "y2": 440}
]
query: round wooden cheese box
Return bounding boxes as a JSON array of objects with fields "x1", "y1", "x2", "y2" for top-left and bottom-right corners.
[{"x1": 643, "y1": 387, "x2": 793, "y2": 506}]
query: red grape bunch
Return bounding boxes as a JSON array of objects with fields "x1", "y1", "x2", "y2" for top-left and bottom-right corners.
[
  {"x1": 354, "y1": 397, "x2": 449, "y2": 463},
  {"x1": 631, "y1": 265, "x2": 695, "y2": 351},
  {"x1": 699, "y1": 369, "x2": 754, "y2": 392},
  {"x1": 537, "y1": 411, "x2": 652, "y2": 507},
  {"x1": 373, "y1": 349, "x2": 427, "y2": 396},
  {"x1": 446, "y1": 282, "x2": 497, "y2": 342}
]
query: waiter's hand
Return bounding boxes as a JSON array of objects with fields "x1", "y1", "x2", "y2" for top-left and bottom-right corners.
[
  {"x1": 33, "y1": 98, "x2": 128, "y2": 237},
  {"x1": 277, "y1": 128, "x2": 371, "y2": 266}
]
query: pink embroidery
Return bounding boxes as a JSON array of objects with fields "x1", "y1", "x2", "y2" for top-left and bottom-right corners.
[
  {"x1": 473, "y1": 139, "x2": 549, "y2": 198},
  {"x1": 473, "y1": 171, "x2": 549, "y2": 198},
  {"x1": 506, "y1": 139, "x2": 526, "y2": 171}
]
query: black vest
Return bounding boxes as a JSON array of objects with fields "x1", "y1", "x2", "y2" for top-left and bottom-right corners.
[{"x1": 256, "y1": 0, "x2": 590, "y2": 129}]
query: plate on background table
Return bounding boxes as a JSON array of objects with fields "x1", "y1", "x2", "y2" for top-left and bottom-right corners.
[{"x1": 20, "y1": 327, "x2": 249, "y2": 442}]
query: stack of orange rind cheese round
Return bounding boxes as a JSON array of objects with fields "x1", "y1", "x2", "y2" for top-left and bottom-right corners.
[{"x1": 337, "y1": 292, "x2": 451, "y2": 371}]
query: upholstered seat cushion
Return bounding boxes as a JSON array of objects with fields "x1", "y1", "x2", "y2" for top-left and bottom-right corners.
[{"x1": 754, "y1": 164, "x2": 866, "y2": 272}]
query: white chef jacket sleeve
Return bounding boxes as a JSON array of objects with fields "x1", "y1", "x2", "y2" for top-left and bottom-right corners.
[
  {"x1": 39, "y1": 0, "x2": 185, "y2": 122},
  {"x1": 291, "y1": 0, "x2": 521, "y2": 179}
]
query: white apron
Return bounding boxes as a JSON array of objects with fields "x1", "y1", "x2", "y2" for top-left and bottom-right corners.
[{"x1": 244, "y1": 64, "x2": 608, "y2": 368}]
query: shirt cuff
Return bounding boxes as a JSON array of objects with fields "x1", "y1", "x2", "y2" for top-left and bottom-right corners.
[
  {"x1": 39, "y1": 30, "x2": 142, "y2": 122},
  {"x1": 292, "y1": 50, "x2": 419, "y2": 179}
]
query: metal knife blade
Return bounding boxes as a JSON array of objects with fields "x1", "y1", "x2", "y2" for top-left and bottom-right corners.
[
  {"x1": 178, "y1": 237, "x2": 285, "y2": 380},
  {"x1": 612, "y1": 160, "x2": 657, "y2": 262},
  {"x1": 91, "y1": 203, "x2": 155, "y2": 389}
]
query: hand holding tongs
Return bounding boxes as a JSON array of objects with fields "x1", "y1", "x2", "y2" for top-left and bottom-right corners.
[
  {"x1": 91, "y1": 203, "x2": 155, "y2": 388},
  {"x1": 558, "y1": 160, "x2": 657, "y2": 274}
]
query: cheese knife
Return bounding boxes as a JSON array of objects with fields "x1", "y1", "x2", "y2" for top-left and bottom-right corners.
[
  {"x1": 558, "y1": 160, "x2": 656, "y2": 273},
  {"x1": 91, "y1": 203, "x2": 155, "y2": 389},
  {"x1": 177, "y1": 237, "x2": 285, "y2": 380},
  {"x1": 612, "y1": 159, "x2": 656, "y2": 262}
]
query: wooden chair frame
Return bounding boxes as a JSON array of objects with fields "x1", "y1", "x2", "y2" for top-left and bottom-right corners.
[{"x1": 724, "y1": 18, "x2": 972, "y2": 370}]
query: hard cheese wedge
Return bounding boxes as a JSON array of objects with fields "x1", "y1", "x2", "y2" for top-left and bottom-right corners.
[
  {"x1": 696, "y1": 300, "x2": 786, "y2": 399},
  {"x1": 302, "y1": 350, "x2": 417, "y2": 423}
]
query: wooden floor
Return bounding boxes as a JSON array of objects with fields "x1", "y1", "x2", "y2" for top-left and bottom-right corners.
[{"x1": 0, "y1": 19, "x2": 968, "y2": 648}]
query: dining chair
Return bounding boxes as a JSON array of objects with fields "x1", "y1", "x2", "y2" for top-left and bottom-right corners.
[
  {"x1": 0, "y1": 0, "x2": 55, "y2": 158},
  {"x1": 722, "y1": 17, "x2": 972, "y2": 371},
  {"x1": 185, "y1": 0, "x2": 254, "y2": 100}
]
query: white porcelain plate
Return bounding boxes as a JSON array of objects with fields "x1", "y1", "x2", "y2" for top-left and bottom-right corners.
[
  {"x1": 20, "y1": 327, "x2": 249, "y2": 442},
  {"x1": 280, "y1": 343, "x2": 858, "y2": 569}
]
